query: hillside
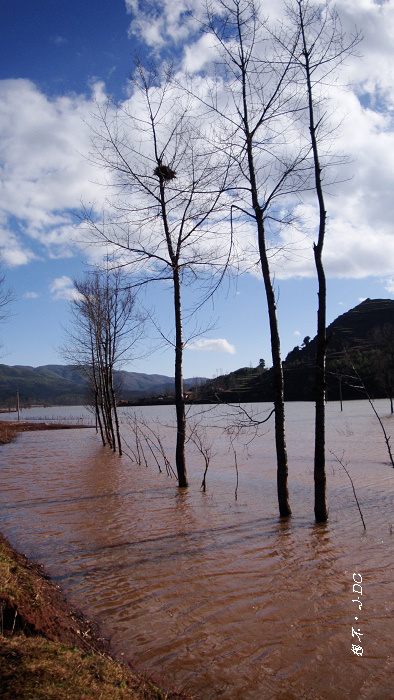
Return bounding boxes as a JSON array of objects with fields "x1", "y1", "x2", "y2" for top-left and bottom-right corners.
[
  {"x1": 0, "y1": 364, "x2": 205, "y2": 407},
  {"x1": 194, "y1": 298, "x2": 394, "y2": 403},
  {"x1": 1, "y1": 299, "x2": 392, "y2": 407}
]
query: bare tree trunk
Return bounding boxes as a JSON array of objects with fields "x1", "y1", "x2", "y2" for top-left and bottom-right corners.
[
  {"x1": 314, "y1": 245, "x2": 328, "y2": 522},
  {"x1": 106, "y1": 373, "x2": 117, "y2": 451},
  {"x1": 100, "y1": 359, "x2": 115, "y2": 450},
  {"x1": 213, "y1": 1, "x2": 293, "y2": 518},
  {"x1": 257, "y1": 217, "x2": 291, "y2": 517},
  {"x1": 91, "y1": 349, "x2": 107, "y2": 446},
  {"x1": 247, "y1": 132, "x2": 291, "y2": 517},
  {"x1": 110, "y1": 376, "x2": 122, "y2": 456},
  {"x1": 94, "y1": 387, "x2": 106, "y2": 446},
  {"x1": 155, "y1": 146, "x2": 188, "y2": 488},
  {"x1": 173, "y1": 266, "x2": 188, "y2": 487},
  {"x1": 299, "y1": 1, "x2": 328, "y2": 522}
]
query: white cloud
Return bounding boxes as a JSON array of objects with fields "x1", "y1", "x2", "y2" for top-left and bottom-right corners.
[
  {"x1": 49, "y1": 276, "x2": 81, "y2": 301},
  {"x1": 0, "y1": 79, "x2": 108, "y2": 264},
  {"x1": 384, "y1": 278, "x2": 394, "y2": 294},
  {"x1": 23, "y1": 291, "x2": 39, "y2": 299},
  {"x1": 186, "y1": 338, "x2": 236, "y2": 354},
  {"x1": 271, "y1": 208, "x2": 394, "y2": 280},
  {"x1": 183, "y1": 34, "x2": 219, "y2": 73},
  {"x1": 125, "y1": 0, "x2": 200, "y2": 47},
  {"x1": 1, "y1": 0, "x2": 394, "y2": 283},
  {"x1": 0, "y1": 223, "x2": 37, "y2": 267},
  {"x1": 294, "y1": 330, "x2": 301, "y2": 337}
]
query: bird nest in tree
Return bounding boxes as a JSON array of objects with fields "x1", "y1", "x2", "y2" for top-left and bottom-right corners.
[{"x1": 154, "y1": 164, "x2": 176, "y2": 181}]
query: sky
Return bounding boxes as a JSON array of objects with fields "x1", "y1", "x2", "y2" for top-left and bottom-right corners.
[{"x1": 0, "y1": 0, "x2": 393, "y2": 380}]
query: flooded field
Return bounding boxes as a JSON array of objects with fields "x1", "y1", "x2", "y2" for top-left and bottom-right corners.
[{"x1": 0, "y1": 401, "x2": 392, "y2": 698}]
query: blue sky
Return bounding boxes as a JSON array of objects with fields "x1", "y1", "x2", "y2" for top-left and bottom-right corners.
[{"x1": 0, "y1": 0, "x2": 393, "y2": 379}]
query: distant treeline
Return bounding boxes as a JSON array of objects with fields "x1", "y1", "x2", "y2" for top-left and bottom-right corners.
[{"x1": 0, "y1": 364, "x2": 205, "y2": 408}]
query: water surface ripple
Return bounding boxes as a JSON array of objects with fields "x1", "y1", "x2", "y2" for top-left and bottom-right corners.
[{"x1": 0, "y1": 401, "x2": 392, "y2": 698}]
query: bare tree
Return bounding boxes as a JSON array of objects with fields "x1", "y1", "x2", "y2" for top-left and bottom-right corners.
[
  {"x1": 0, "y1": 261, "x2": 14, "y2": 349},
  {"x1": 67, "y1": 266, "x2": 143, "y2": 455},
  {"x1": 282, "y1": 0, "x2": 361, "y2": 521},
  {"x1": 342, "y1": 349, "x2": 394, "y2": 468},
  {"x1": 187, "y1": 419, "x2": 215, "y2": 492},
  {"x1": 199, "y1": 0, "x2": 312, "y2": 517},
  {"x1": 125, "y1": 412, "x2": 177, "y2": 478},
  {"x1": 85, "y1": 61, "x2": 232, "y2": 487},
  {"x1": 0, "y1": 261, "x2": 14, "y2": 365}
]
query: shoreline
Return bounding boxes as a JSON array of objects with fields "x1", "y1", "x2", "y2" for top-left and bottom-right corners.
[
  {"x1": 0, "y1": 421, "x2": 189, "y2": 700},
  {"x1": 0, "y1": 419, "x2": 94, "y2": 445}
]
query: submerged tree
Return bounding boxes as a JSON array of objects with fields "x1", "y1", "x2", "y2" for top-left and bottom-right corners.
[
  {"x1": 281, "y1": 0, "x2": 361, "y2": 521},
  {"x1": 85, "y1": 62, "x2": 232, "y2": 486},
  {"x1": 68, "y1": 267, "x2": 142, "y2": 455},
  {"x1": 199, "y1": 0, "x2": 311, "y2": 517}
]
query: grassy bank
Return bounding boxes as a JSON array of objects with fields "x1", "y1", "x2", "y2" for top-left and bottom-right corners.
[{"x1": 0, "y1": 422, "x2": 188, "y2": 700}]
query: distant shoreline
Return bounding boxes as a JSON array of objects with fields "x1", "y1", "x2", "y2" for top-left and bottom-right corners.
[{"x1": 0, "y1": 420, "x2": 93, "y2": 445}]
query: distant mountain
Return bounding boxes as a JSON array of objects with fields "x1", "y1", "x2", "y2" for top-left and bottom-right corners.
[
  {"x1": 193, "y1": 299, "x2": 394, "y2": 403},
  {"x1": 0, "y1": 364, "x2": 206, "y2": 407}
]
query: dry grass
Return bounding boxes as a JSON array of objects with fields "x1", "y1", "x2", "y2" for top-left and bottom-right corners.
[
  {"x1": 0, "y1": 421, "x2": 18, "y2": 445},
  {"x1": 0, "y1": 636, "x2": 169, "y2": 700},
  {"x1": 0, "y1": 533, "x2": 190, "y2": 700}
]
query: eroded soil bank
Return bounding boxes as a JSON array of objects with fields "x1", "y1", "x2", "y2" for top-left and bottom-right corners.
[{"x1": 0, "y1": 420, "x2": 92, "y2": 445}]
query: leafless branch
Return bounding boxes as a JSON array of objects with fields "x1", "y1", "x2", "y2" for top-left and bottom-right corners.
[{"x1": 329, "y1": 450, "x2": 366, "y2": 530}]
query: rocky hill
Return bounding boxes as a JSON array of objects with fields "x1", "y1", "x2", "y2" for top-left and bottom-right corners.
[{"x1": 193, "y1": 299, "x2": 394, "y2": 403}]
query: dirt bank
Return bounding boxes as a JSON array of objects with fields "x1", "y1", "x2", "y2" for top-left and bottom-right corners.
[{"x1": 0, "y1": 420, "x2": 93, "y2": 445}]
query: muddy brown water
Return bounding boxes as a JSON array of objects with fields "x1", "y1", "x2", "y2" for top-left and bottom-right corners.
[{"x1": 0, "y1": 401, "x2": 392, "y2": 699}]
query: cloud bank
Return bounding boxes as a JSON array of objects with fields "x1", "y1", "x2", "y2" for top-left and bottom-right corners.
[
  {"x1": 0, "y1": 0, "x2": 393, "y2": 290},
  {"x1": 0, "y1": 79, "x2": 106, "y2": 266}
]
